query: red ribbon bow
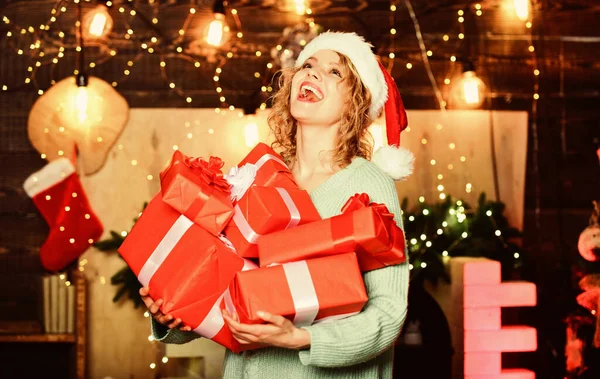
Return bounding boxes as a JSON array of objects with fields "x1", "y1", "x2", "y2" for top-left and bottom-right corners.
[
  {"x1": 184, "y1": 156, "x2": 231, "y2": 194},
  {"x1": 341, "y1": 193, "x2": 394, "y2": 220}
]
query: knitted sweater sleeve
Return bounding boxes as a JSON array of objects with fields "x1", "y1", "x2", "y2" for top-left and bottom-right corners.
[
  {"x1": 298, "y1": 171, "x2": 409, "y2": 367},
  {"x1": 150, "y1": 318, "x2": 200, "y2": 345}
]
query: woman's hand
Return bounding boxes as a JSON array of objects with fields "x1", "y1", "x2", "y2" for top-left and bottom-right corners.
[
  {"x1": 139, "y1": 287, "x2": 192, "y2": 331},
  {"x1": 222, "y1": 309, "x2": 311, "y2": 350}
]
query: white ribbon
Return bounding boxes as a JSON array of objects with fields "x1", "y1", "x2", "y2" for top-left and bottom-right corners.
[
  {"x1": 276, "y1": 188, "x2": 301, "y2": 229},
  {"x1": 137, "y1": 215, "x2": 194, "y2": 287},
  {"x1": 254, "y1": 153, "x2": 287, "y2": 172},
  {"x1": 226, "y1": 153, "x2": 288, "y2": 202},
  {"x1": 193, "y1": 292, "x2": 228, "y2": 338},
  {"x1": 218, "y1": 234, "x2": 237, "y2": 251},
  {"x1": 232, "y1": 203, "x2": 260, "y2": 244},
  {"x1": 282, "y1": 261, "x2": 320, "y2": 327},
  {"x1": 193, "y1": 258, "x2": 258, "y2": 338}
]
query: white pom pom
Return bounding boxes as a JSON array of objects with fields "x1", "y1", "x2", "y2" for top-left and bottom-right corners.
[{"x1": 372, "y1": 145, "x2": 415, "y2": 181}]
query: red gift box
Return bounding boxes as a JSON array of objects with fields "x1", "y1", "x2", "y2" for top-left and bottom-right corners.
[
  {"x1": 160, "y1": 150, "x2": 234, "y2": 236},
  {"x1": 258, "y1": 193, "x2": 407, "y2": 272},
  {"x1": 237, "y1": 143, "x2": 297, "y2": 189},
  {"x1": 230, "y1": 253, "x2": 368, "y2": 326},
  {"x1": 118, "y1": 194, "x2": 249, "y2": 351},
  {"x1": 223, "y1": 186, "x2": 321, "y2": 258}
]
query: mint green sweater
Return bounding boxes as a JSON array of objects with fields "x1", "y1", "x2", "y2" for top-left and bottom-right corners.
[{"x1": 152, "y1": 157, "x2": 409, "y2": 379}]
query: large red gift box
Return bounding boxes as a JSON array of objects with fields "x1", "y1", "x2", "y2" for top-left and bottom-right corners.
[
  {"x1": 118, "y1": 194, "x2": 249, "y2": 351},
  {"x1": 160, "y1": 150, "x2": 234, "y2": 236},
  {"x1": 230, "y1": 253, "x2": 368, "y2": 326},
  {"x1": 257, "y1": 193, "x2": 407, "y2": 272},
  {"x1": 224, "y1": 186, "x2": 321, "y2": 258}
]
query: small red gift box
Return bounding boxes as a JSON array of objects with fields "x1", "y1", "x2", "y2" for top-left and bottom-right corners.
[
  {"x1": 258, "y1": 193, "x2": 407, "y2": 272},
  {"x1": 230, "y1": 253, "x2": 368, "y2": 326},
  {"x1": 118, "y1": 194, "x2": 248, "y2": 350},
  {"x1": 223, "y1": 186, "x2": 321, "y2": 258},
  {"x1": 160, "y1": 150, "x2": 234, "y2": 236},
  {"x1": 237, "y1": 143, "x2": 297, "y2": 189}
]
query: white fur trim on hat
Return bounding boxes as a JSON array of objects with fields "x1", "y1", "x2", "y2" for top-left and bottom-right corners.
[
  {"x1": 372, "y1": 146, "x2": 414, "y2": 181},
  {"x1": 296, "y1": 32, "x2": 387, "y2": 120}
]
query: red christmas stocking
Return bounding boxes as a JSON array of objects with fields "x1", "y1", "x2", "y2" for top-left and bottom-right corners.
[{"x1": 23, "y1": 158, "x2": 103, "y2": 272}]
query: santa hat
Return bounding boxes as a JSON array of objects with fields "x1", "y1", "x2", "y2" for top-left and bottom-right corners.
[{"x1": 296, "y1": 31, "x2": 414, "y2": 181}]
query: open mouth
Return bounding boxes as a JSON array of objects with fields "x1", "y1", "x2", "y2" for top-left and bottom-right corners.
[{"x1": 298, "y1": 82, "x2": 324, "y2": 102}]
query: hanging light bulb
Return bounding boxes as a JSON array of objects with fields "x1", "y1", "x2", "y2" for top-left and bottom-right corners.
[
  {"x1": 207, "y1": 14, "x2": 226, "y2": 46},
  {"x1": 82, "y1": 5, "x2": 113, "y2": 39},
  {"x1": 450, "y1": 60, "x2": 488, "y2": 109},
  {"x1": 243, "y1": 104, "x2": 259, "y2": 147},
  {"x1": 75, "y1": 80, "x2": 89, "y2": 123},
  {"x1": 294, "y1": 0, "x2": 307, "y2": 15},
  {"x1": 513, "y1": 0, "x2": 529, "y2": 21},
  {"x1": 206, "y1": 0, "x2": 229, "y2": 47},
  {"x1": 461, "y1": 72, "x2": 482, "y2": 105}
]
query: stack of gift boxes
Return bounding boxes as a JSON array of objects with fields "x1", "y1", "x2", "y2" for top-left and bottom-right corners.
[{"x1": 118, "y1": 143, "x2": 408, "y2": 353}]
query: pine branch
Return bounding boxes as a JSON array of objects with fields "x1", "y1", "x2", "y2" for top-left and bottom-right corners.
[{"x1": 403, "y1": 192, "x2": 525, "y2": 284}]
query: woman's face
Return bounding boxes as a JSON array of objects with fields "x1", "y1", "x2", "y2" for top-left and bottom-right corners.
[{"x1": 290, "y1": 50, "x2": 350, "y2": 126}]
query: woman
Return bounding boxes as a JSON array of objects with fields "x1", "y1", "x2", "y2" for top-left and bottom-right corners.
[{"x1": 140, "y1": 32, "x2": 412, "y2": 379}]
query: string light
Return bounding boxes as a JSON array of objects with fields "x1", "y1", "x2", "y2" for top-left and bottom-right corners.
[{"x1": 4, "y1": 6, "x2": 499, "y2": 367}]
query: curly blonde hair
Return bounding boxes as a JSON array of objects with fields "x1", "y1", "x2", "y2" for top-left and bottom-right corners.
[{"x1": 268, "y1": 53, "x2": 375, "y2": 169}]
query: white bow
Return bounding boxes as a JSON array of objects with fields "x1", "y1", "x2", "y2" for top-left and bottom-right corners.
[{"x1": 226, "y1": 163, "x2": 257, "y2": 202}]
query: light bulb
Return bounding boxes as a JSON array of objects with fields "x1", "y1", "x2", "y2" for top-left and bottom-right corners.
[
  {"x1": 462, "y1": 72, "x2": 481, "y2": 105},
  {"x1": 83, "y1": 5, "x2": 113, "y2": 39},
  {"x1": 244, "y1": 116, "x2": 259, "y2": 147},
  {"x1": 89, "y1": 13, "x2": 107, "y2": 36},
  {"x1": 75, "y1": 86, "x2": 89, "y2": 123},
  {"x1": 451, "y1": 69, "x2": 487, "y2": 109},
  {"x1": 206, "y1": 13, "x2": 228, "y2": 47},
  {"x1": 294, "y1": 0, "x2": 307, "y2": 15},
  {"x1": 513, "y1": 0, "x2": 529, "y2": 21}
]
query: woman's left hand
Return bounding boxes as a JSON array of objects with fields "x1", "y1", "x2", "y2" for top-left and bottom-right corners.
[{"x1": 222, "y1": 309, "x2": 311, "y2": 350}]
